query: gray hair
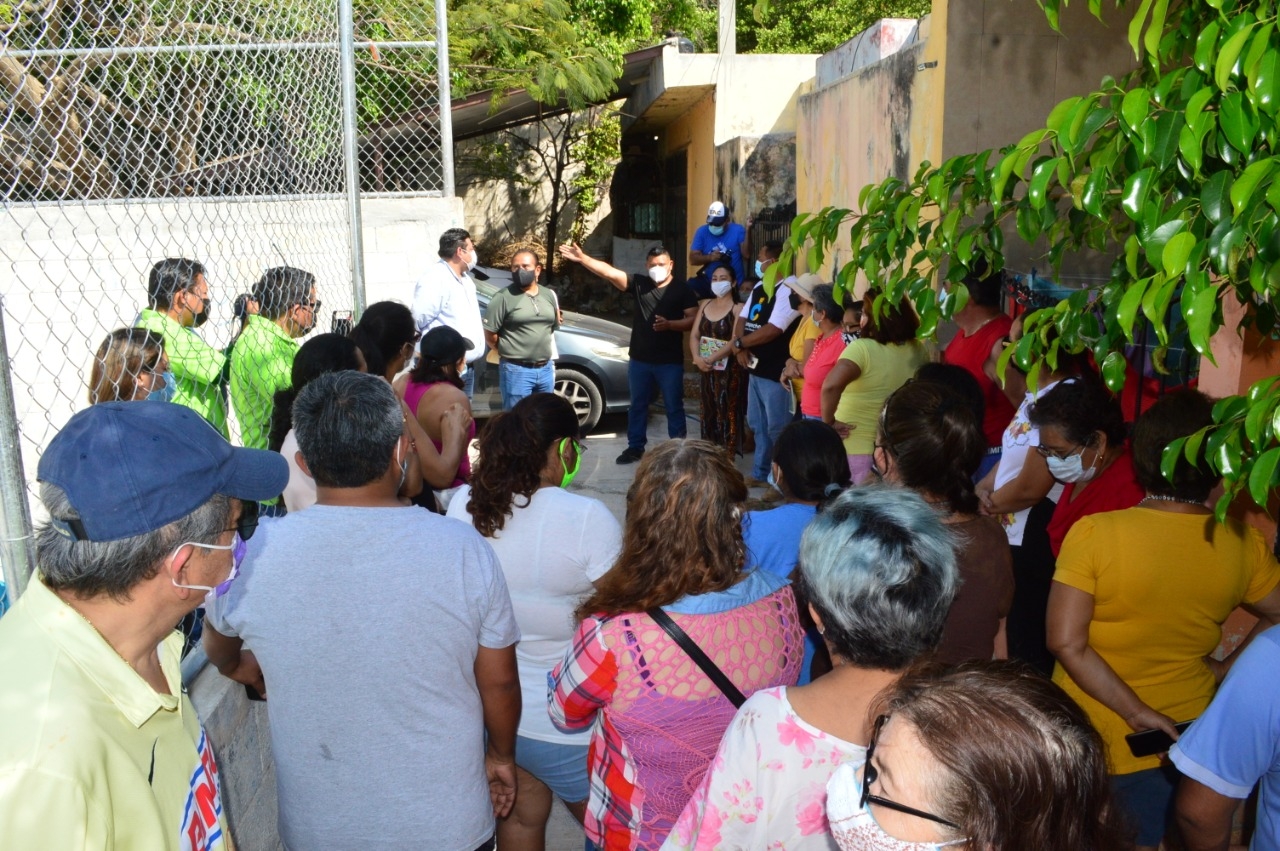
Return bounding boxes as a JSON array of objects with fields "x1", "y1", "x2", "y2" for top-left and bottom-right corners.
[
  {"x1": 37, "y1": 483, "x2": 230, "y2": 600},
  {"x1": 812, "y1": 284, "x2": 841, "y2": 324},
  {"x1": 798, "y1": 484, "x2": 958, "y2": 669},
  {"x1": 292, "y1": 370, "x2": 402, "y2": 488}
]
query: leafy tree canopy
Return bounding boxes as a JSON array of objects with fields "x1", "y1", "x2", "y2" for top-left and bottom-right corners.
[
  {"x1": 745, "y1": 0, "x2": 931, "y2": 55},
  {"x1": 781, "y1": 0, "x2": 1280, "y2": 518}
]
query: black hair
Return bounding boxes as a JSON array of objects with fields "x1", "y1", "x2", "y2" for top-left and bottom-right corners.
[
  {"x1": 348, "y1": 301, "x2": 416, "y2": 381},
  {"x1": 1028, "y1": 379, "x2": 1127, "y2": 448},
  {"x1": 253, "y1": 266, "x2": 315, "y2": 321},
  {"x1": 511, "y1": 247, "x2": 542, "y2": 266},
  {"x1": 646, "y1": 245, "x2": 671, "y2": 260},
  {"x1": 268, "y1": 333, "x2": 364, "y2": 452},
  {"x1": 772, "y1": 420, "x2": 852, "y2": 506},
  {"x1": 147, "y1": 258, "x2": 206, "y2": 310},
  {"x1": 1131, "y1": 389, "x2": 1217, "y2": 501},
  {"x1": 881, "y1": 380, "x2": 985, "y2": 514},
  {"x1": 961, "y1": 257, "x2": 1004, "y2": 308},
  {"x1": 913, "y1": 362, "x2": 985, "y2": 431},
  {"x1": 438, "y1": 228, "x2": 471, "y2": 260},
  {"x1": 761, "y1": 240, "x2": 784, "y2": 260}
]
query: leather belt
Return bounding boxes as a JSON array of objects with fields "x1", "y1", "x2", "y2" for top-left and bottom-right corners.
[{"x1": 502, "y1": 358, "x2": 550, "y2": 368}]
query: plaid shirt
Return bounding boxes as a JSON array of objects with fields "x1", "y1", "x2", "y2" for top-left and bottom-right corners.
[{"x1": 549, "y1": 615, "x2": 638, "y2": 850}]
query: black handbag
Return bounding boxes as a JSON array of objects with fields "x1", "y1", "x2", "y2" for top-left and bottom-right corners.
[{"x1": 647, "y1": 607, "x2": 746, "y2": 708}]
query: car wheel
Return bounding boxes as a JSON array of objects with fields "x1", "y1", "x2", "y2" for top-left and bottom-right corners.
[{"x1": 555, "y1": 368, "x2": 604, "y2": 430}]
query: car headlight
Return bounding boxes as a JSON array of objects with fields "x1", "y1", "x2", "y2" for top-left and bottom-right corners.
[{"x1": 591, "y1": 344, "x2": 629, "y2": 362}]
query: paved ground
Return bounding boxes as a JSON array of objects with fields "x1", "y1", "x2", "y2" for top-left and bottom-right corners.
[{"x1": 534, "y1": 401, "x2": 770, "y2": 850}]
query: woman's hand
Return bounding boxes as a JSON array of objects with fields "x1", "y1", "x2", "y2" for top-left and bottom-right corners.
[
  {"x1": 440, "y1": 400, "x2": 472, "y2": 440},
  {"x1": 830, "y1": 420, "x2": 854, "y2": 440},
  {"x1": 781, "y1": 359, "x2": 802, "y2": 380},
  {"x1": 693, "y1": 355, "x2": 712, "y2": 373},
  {"x1": 1123, "y1": 705, "x2": 1181, "y2": 741}
]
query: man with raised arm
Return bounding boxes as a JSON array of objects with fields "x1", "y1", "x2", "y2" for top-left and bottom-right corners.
[{"x1": 558, "y1": 242, "x2": 697, "y2": 464}]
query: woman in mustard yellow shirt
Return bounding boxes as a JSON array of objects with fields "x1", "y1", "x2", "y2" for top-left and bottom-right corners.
[{"x1": 1047, "y1": 390, "x2": 1280, "y2": 851}]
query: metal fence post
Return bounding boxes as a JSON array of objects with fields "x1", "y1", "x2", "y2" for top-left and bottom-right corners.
[
  {"x1": 338, "y1": 0, "x2": 368, "y2": 315},
  {"x1": 434, "y1": 0, "x2": 455, "y2": 198},
  {"x1": 0, "y1": 298, "x2": 35, "y2": 609}
]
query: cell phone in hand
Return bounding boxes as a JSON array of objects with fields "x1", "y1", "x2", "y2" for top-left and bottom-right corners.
[
  {"x1": 1125, "y1": 720, "x2": 1193, "y2": 757},
  {"x1": 332, "y1": 310, "x2": 353, "y2": 336}
]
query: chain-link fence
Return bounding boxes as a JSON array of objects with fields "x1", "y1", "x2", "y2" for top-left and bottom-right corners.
[{"x1": 0, "y1": 0, "x2": 452, "y2": 605}]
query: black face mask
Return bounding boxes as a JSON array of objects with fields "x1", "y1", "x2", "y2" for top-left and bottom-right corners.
[{"x1": 513, "y1": 268, "x2": 537, "y2": 289}]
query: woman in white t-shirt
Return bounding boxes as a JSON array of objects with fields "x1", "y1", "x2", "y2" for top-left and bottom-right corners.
[
  {"x1": 447, "y1": 392, "x2": 621, "y2": 850},
  {"x1": 975, "y1": 316, "x2": 1087, "y2": 675}
]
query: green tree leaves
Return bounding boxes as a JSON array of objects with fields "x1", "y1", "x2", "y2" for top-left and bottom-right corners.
[{"x1": 785, "y1": 0, "x2": 1280, "y2": 518}]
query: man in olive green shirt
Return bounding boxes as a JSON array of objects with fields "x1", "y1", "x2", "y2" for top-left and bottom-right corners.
[
  {"x1": 229, "y1": 267, "x2": 318, "y2": 450},
  {"x1": 484, "y1": 249, "x2": 561, "y2": 410},
  {"x1": 136, "y1": 258, "x2": 229, "y2": 436}
]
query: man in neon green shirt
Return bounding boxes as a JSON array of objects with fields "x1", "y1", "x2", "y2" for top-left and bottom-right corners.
[
  {"x1": 136, "y1": 258, "x2": 229, "y2": 436},
  {"x1": 230, "y1": 266, "x2": 318, "y2": 449},
  {"x1": 0, "y1": 401, "x2": 288, "y2": 849}
]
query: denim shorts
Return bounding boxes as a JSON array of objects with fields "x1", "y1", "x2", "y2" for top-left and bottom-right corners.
[
  {"x1": 516, "y1": 735, "x2": 590, "y2": 804},
  {"x1": 1111, "y1": 765, "x2": 1178, "y2": 847}
]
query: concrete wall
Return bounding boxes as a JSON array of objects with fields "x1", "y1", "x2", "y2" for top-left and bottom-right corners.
[
  {"x1": 715, "y1": 134, "x2": 798, "y2": 225},
  {"x1": 939, "y1": 0, "x2": 1138, "y2": 276},
  {"x1": 0, "y1": 196, "x2": 462, "y2": 526},
  {"x1": 456, "y1": 113, "x2": 617, "y2": 260},
  {"x1": 795, "y1": 0, "x2": 1136, "y2": 282},
  {"x1": 709, "y1": 54, "x2": 819, "y2": 145}
]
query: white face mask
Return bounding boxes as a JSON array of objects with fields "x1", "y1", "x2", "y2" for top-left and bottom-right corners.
[
  {"x1": 1045, "y1": 445, "x2": 1099, "y2": 484},
  {"x1": 711, "y1": 279, "x2": 733, "y2": 297},
  {"x1": 827, "y1": 762, "x2": 967, "y2": 851},
  {"x1": 648, "y1": 265, "x2": 669, "y2": 283},
  {"x1": 171, "y1": 535, "x2": 247, "y2": 607},
  {"x1": 464, "y1": 247, "x2": 478, "y2": 272}
]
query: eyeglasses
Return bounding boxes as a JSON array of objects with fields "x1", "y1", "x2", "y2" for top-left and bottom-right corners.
[
  {"x1": 226, "y1": 500, "x2": 260, "y2": 541},
  {"x1": 1034, "y1": 442, "x2": 1084, "y2": 461},
  {"x1": 862, "y1": 715, "x2": 961, "y2": 831}
]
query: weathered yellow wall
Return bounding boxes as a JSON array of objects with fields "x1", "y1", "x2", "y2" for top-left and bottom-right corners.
[
  {"x1": 795, "y1": 15, "x2": 945, "y2": 286},
  {"x1": 664, "y1": 91, "x2": 717, "y2": 255}
]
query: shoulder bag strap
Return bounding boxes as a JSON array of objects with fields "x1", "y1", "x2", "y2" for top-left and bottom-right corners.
[{"x1": 647, "y1": 607, "x2": 746, "y2": 708}]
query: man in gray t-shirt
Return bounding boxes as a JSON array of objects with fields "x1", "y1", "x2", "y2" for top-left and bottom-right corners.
[{"x1": 204, "y1": 372, "x2": 520, "y2": 851}]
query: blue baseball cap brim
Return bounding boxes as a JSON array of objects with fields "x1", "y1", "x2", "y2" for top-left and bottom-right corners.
[{"x1": 38, "y1": 402, "x2": 289, "y2": 542}]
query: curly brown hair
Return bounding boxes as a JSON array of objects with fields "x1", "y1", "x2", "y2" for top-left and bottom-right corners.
[
  {"x1": 575, "y1": 440, "x2": 749, "y2": 621},
  {"x1": 465, "y1": 393, "x2": 581, "y2": 537}
]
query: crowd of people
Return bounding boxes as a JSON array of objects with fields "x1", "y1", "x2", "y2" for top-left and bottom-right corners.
[{"x1": 3, "y1": 210, "x2": 1280, "y2": 851}]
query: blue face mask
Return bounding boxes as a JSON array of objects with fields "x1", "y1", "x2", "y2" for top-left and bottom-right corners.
[
  {"x1": 754, "y1": 260, "x2": 766, "y2": 279},
  {"x1": 148, "y1": 371, "x2": 178, "y2": 403},
  {"x1": 708, "y1": 224, "x2": 726, "y2": 236}
]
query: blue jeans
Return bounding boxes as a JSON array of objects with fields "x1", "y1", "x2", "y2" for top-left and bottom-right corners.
[
  {"x1": 747, "y1": 375, "x2": 793, "y2": 480},
  {"x1": 462, "y1": 360, "x2": 476, "y2": 400},
  {"x1": 627, "y1": 360, "x2": 686, "y2": 450},
  {"x1": 499, "y1": 360, "x2": 554, "y2": 410}
]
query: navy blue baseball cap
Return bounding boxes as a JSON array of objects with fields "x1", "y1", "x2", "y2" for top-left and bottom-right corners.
[{"x1": 38, "y1": 402, "x2": 289, "y2": 542}]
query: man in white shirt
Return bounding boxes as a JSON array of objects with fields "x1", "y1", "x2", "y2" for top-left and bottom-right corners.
[{"x1": 412, "y1": 227, "x2": 487, "y2": 397}]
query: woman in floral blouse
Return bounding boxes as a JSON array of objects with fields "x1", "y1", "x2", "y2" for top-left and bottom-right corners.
[{"x1": 663, "y1": 485, "x2": 958, "y2": 851}]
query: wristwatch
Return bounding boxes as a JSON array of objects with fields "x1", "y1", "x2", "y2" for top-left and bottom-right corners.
[{"x1": 733, "y1": 338, "x2": 744, "y2": 350}]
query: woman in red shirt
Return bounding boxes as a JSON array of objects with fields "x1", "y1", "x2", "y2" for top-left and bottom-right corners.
[
  {"x1": 1028, "y1": 377, "x2": 1144, "y2": 556},
  {"x1": 797, "y1": 284, "x2": 848, "y2": 420}
]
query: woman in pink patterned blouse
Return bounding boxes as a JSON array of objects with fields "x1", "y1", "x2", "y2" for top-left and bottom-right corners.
[
  {"x1": 663, "y1": 485, "x2": 959, "y2": 851},
  {"x1": 550, "y1": 440, "x2": 805, "y2": 851}
]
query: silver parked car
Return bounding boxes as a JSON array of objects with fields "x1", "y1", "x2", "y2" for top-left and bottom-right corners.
[{"x1": 471, "y1": 267, "x2": 630, "y2": 429}]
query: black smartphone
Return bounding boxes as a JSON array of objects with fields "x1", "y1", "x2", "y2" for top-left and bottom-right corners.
[
  {"x1": 332, "y1": 309, "x2": 353, "y2": 336},
  {"x1": 1125, "y1": 720, "x2": 1193, "y2": 757}
]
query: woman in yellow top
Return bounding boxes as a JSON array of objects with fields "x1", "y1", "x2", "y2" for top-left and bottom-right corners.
[
  {"x1": 820, "y1": 289, "x2": 927, "y2": 482},
  {"x1": 1047, "y1": 389, "x2": 1280, "y2": 851}
]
